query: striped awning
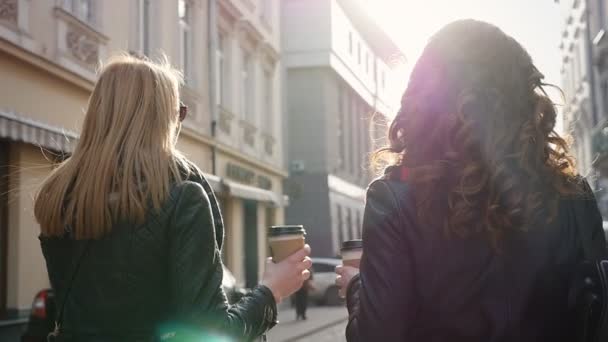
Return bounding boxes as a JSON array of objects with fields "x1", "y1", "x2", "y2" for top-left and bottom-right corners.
[
  {"x1": 0, "y1": 110, "x2": 78, "y2": 153},
  {"x1": 0, "y1": 110, "x2": 288, "y2": 206}
]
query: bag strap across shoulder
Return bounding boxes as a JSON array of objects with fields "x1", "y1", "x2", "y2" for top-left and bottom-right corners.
[{"x1": 48, "y1": 240, "x2": 92, "y2": 340}]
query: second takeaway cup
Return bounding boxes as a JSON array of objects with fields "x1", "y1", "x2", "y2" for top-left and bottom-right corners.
[
  {"x1": 268, "y1": 225, "x2": 306, "y2": 262},
  {"x1": 341, "y1": 239, "x2": 363, "y2": 268}
]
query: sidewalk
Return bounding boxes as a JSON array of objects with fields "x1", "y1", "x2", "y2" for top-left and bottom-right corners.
[{"x1": 267, "y1": 305, "x2": 348, "y2": 342}]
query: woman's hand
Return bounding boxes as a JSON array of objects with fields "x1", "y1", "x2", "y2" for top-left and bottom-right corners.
[
  {"x1": 260, "y1": 245, "x2": 312, "y2": 303},
  {"x1": 335, "y1": 265, "x2": 360, "y2": 298}
]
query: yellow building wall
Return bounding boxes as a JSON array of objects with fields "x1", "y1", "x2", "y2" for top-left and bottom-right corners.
[
  {"x1": 224, "y1": 198, "x2": 245, "y2": 286},
  {"x1": 0, "y1": 52, "x2": 91, "y2": 133},
  {"x1": 6, "y1": 143, "x2": 52, "y2": 310},
  {"x1": 176, "y1": 134, "x2": 213, "y2": 174}
]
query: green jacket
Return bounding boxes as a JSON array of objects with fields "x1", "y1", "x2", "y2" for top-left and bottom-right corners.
[{"x1": 40, "y1": 168, "x2": 277, "y2": 341}]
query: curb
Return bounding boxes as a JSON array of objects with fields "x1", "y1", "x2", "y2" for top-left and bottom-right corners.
[{"x1": 282, "y1": 316, "x2": 348, "y2": 342}]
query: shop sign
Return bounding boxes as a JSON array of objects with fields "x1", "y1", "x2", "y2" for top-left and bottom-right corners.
[{"x1": 226, "y1": 163, "x2": 273, "y2": 190}]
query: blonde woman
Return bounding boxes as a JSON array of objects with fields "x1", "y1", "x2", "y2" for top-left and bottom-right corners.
[{"x1": 34, "y1": 54, "x2": 311, "y2": 341}]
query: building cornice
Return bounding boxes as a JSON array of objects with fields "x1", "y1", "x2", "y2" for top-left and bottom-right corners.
[
  {"x1": 180, "y1": 127, "x2": 288, "y2": 178},
  {"x1": 218, "y1": 0, "x2": 243, "y2": 22},
  {"x1": 0, "y1": 37, "x2": 95, "y2": 92},
  {"x1": 52, "y1": 6, "x2": 109, "y2": 44},
  {"x1": 237, "y1": 19, "x2": 264, "y2": 47}
]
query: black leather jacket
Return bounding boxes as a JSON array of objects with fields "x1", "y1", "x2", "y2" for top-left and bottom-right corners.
[
  {"x1": 40, "y1": 168, "x2": 277, "y2": 341},
  {"x1": 346, "y1": 171, "x2": 606, "y2": 342}
]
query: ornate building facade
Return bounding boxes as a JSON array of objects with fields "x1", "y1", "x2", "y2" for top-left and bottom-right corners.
[{"x1": 0, "y1": 0, "x2": 286, "y2": 328}]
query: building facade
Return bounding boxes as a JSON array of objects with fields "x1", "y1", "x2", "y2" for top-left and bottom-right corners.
[
  {"x1": 558, "y1": 0, "x2": 608, "y2": 216},
  {"x1": 282, "y1": 0, "x2": 402, "y2": 258},
  {"x1": 210, "y1": 0, "x2": 285, "y2": 289},
  {"x1": 0, "y1": 0, "x2": 286, "y2": 326}
]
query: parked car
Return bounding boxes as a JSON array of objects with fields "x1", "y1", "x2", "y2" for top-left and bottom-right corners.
[
  {"x1": 309, "y1": 258, "x2": 344, "y2": 306},
  {"x1": 21, "y1": 265, "x2": 245, "y2": 341}
]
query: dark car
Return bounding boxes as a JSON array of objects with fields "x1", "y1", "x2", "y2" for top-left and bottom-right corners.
[{"x1": 21, "y1": 266, "x2": 246, "y2": 341}]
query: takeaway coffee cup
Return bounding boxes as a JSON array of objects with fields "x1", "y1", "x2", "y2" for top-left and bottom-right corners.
[
  {"x1": 341, "y1": 239, "x2": 363, "y2": 268},
  {"x1": 268, "y1": 225, "x2": 306, "y2": 262}
]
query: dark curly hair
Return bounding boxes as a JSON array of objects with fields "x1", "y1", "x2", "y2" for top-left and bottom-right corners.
[{"x1": 374, "y1": 20, "x2": 582, "y2": 249}]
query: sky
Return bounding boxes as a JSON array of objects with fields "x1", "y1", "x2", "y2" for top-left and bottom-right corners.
[{"x1": 360, "y1": 0, "x2": 564, "y2": 126}]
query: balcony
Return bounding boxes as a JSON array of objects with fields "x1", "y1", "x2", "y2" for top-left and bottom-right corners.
[
  {"x1": 0, "y1": 0, "x2": 17, "y2": 27},
  {"x1": 240, "y1": 119, "x2": 256, "y2": 147},
  {"x1": 0, "y1": 0, "x2": 42, "y2": 54},
  {"x1": 53, "y1": 6, "x2": 108, "y2": 81},
  {"x1": 261, "y1": 132, "x2": 274, "y2": 156},
  {"x1": 218, "y1": 106, "x2": 235, "y2": 135}
]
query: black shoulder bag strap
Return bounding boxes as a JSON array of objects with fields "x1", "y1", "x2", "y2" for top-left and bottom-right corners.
[{"x1": 47, "y1": 241, "x2": 92, "y2": 342}]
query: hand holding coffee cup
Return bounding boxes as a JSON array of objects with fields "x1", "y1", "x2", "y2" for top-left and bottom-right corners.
[
  {"x1": 261, "y1": 244, "x2": 312, "y2": 303},
  {"x1": 335, "y1": 239, "x2": 363, "y2": 298},
  {"x1": 261, "y1": 225, "x2": 311, "y2": 303},
  {"x1": 268, "y1": 225, "x2": 306, "y2": 262},
  {"x1": 341, "y1": 239, "x2": 363, "y2": 268},
  {"x1": 335, "y1": 264, "x2": 359, "y2": 299}
]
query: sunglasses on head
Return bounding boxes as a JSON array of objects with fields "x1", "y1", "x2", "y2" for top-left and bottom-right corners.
[{"x1": 179, "y1": 102, "x2": 188, "y2": 122}]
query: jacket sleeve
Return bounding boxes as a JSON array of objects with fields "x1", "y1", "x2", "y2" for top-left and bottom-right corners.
[
  {"x1": 168, "y1": 181, "x2": 277, "y2": 341},
  {"x1": 345, "y1": 180, "x2": 417, "y2": 341}
]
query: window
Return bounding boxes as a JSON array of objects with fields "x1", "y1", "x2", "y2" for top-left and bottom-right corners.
[
  {"x1": 134, "y1": 0, "x2": 151, "y2": 55},
  {"x1": 381, "y1": 70, "x2": 386, "y2": 89},
  {"x1": 356, "y1": 211, "x2": 362, "y2": 238},
  {"x1": 348, "y1": 32, "x2": 353, "y2": 55},
  {"x1": 336, "y1": 205, "x2": 343, "y2": 244},
  {"x1": 263, "y1": 71, "x2": 274, "y2": 133},
  {"x1": 365, "y1": 53, "x2": 370, "y2": 74},
  {"x1": 346, "y1": 208, "x2": 353, "y2": 240},
  {"x1": 241, "y1": 52, "x2": 254, "y2": 122},
  {"x1": 216, "y1": 33, "x2": 226, "y2": 106},
  {"x1": 63, "y1": 0, "x2": 95, "y2": 24},
  {"x1": 312, "y1": 262, "x2": 337, "y2": 273},
  {"x1": 574, "y1": 44, "x2": 581, "y2": 87},
  {"x1": 602, "y1": 0, "x2": 608, "y2": 29},
  {"x1": 357, "y1": 42, "x2": 361, "y2": 65},
  {"x1": 601, "y1": 80, "x2": 608, "y2": 125},
  {"x1": 347, "y1": 95, "x2": 355, "y2": 173},
  {"x1": 0, "y1": 141, "x2": 7, "y2": 315},
  {"x1": 179, "y1": 0, "x2": 192, "y2": 83},
  {"x1": 570, "y1": 59, "x2": 576, "y2": 96},
  {"x1": 338, "y1": 86, "x2": 345, "y2": 168},
  {"x1": 261, "y1": 0, "x2": 272, "y2": 27}
]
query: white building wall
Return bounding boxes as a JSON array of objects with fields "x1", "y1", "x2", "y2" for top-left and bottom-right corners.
[
  {"x1": 282, "y1": 0, "x2": 399, "y2": 116},
  {"x1": 559, "y1": 0, "x2": 594, "y2": 176}
]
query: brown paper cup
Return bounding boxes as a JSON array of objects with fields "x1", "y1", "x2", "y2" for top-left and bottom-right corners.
[{"x1": 268, "y1": 225, "x2": 306, "y2": 262}]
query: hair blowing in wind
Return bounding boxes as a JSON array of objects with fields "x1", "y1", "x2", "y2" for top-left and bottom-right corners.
[
  {"x1": 34, "y1": 54, "x2": 191, "y2": 239},
  {"x1": 373, "y1": 20, "x2": 582, "y2": 249}
]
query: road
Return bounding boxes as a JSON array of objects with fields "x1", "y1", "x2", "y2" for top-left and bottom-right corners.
[{"x1": 267, "y1": 305, "x2": 348, "y2": 342}]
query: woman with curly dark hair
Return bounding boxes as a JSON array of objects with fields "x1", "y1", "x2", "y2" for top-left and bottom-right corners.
[{"x1": 335, "y1": 19, "x2": 606, "y2": 341}]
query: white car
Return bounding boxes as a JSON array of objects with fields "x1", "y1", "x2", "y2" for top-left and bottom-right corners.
[{"x1": 309, "y1": 258, "x2": 344, "y2": 306}]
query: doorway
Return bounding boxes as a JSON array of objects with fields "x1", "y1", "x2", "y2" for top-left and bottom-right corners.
[
  {"x1": 0, "y1": 141, "x2": 8, "y2": 318},
  {"x1": 243, "y1": 200, "x2": 258, "y2": 289}
]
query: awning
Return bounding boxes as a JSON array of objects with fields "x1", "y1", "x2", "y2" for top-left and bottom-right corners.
[
  {"x1": 0, "y1": 110, "x2": 287, "y2": 205},
  {"x1": 221, "y1": 180, "x2": 288, "y2": 207},
  {"x1": 0, "y1": 110, "x2": 78, "y2": 153},
  {"x1": 203, "y1": 173, "x2": 223, "y2": 193}
]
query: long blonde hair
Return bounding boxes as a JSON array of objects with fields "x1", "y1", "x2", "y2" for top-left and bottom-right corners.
[{"x1": 35, "y1": 54, "x2": 190, "y2": 239}]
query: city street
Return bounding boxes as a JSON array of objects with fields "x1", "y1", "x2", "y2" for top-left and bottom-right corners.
[{"x1": 267, "y1": 305, "x2": 348, "y2": 342}]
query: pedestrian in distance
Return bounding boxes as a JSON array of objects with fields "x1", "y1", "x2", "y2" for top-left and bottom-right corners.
[
  {"x1": 336, "y1": 19, "x2": 606, "y2": 341},
  {"x1": 34, "y1": 54, "x2": 312, "y2": 341},
  {"x1": 294, "y1": 270, "x2": 316, "y2": 321}
]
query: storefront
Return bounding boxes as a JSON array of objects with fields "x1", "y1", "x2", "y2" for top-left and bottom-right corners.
[
  {"x1": 214, "y1": 154, "x2": 287, "y2": 288},
  {"x1": 0, "y1": 110, "x2": 78, "y2": 319}
]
